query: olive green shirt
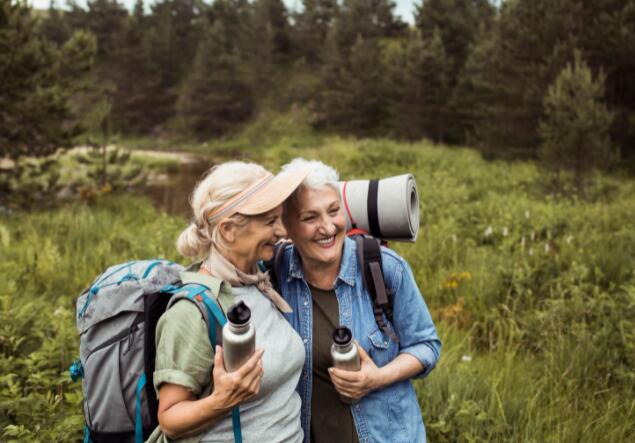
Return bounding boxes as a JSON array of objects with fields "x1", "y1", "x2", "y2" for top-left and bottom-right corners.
[
  {"x1": 309, "y1": 284, "x2": 359, "y2": 443},
  {"x1": 146, "y1": 271, "x2": 234, "y2": 443}
]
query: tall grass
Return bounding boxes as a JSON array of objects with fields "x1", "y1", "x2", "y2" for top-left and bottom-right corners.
[{"x1": 3, "y1": 124, "x2": 635, "y2": 441}]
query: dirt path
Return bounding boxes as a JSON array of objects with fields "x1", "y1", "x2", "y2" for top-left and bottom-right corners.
[
  {"x1": 68, "y1": 146, "x2": 204, "y2": 165},
  {"x1": 129, "y1": 149, "x2": 203, "y2": 164}
]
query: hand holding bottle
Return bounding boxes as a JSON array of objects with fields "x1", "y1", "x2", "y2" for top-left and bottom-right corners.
[
  {"x1": 329, "y1": 341, "x2": 383, "y2": 401},
  {"x1": 211, "y1": 345, "x2": 264, "y2": 409}
]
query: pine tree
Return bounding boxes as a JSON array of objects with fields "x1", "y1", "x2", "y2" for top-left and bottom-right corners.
[
  {"x1": 177, "y1": 20, "x2": 254, "y2": 138},
  {"x1": 248, "y1": 0, "x2": 291, "y2": 91},
  {"x1": 314, "y1": 32, "x2": 387, "y2": 135},
  {"x1": 415, "y1": 0, "x2": 494, "y2": 85},
  {"x1": 466, "y1": 0, "x2": 579, "y2": 157},
  {"x1": 386, "y1": 32, "x2": 425, "y2": 140},
  {"x1": 387, "y1": 29, "x2": 450, "y2": 142},
  {"x1": 415, "y1": 0, "x2": 494, "y2": 142},
  {"x1": 110, "y1": 0, "x2": 159, "y2": 133},
  {"x1": 84, "y1": 0, "x2": 128, "y2": 58},
  {"x1": 539, "y1": 52, "x2": 614, "y2": 188},
  {"x1": 420, "y1": 28, "x2": 450, "y2": 143},
  {"x1": 293, "y1": 0, "x2": 338, "y2": 63},
  {"x1": 39, "y1": 0, "x2": 72, "y2": 46},
  {"x1": 0, "y1": 0, "x2": 96, "y2": 158},
  {"x1": 334, "y1": 0, "x2": 405, "y2": 52}
]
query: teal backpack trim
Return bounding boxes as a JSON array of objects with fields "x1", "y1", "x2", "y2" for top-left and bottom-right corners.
[
  {"x1": 135, "y1": 373, "x2": 147, "y2": 443},
  {"x1": 162, "y1": 283, "x2": 243, "y2": 443}
]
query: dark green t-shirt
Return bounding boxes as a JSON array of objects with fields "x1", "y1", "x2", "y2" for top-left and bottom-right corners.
[{"x1": 309, "y1": 284, "x2": 359, "y2": 443}]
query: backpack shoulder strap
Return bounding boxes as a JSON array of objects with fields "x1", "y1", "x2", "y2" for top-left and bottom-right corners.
[
  {"x1": 262, "y1": 242, "x2": 286, "y2": 293},
  {"x1": 164, "y1": 282, "x2": 226, "y2": 347},
  {"x1": 355, "y1": 236, "x2": 399, "y2": 343},
  {"x1": 162, "y1": 282, "x2": 243, "y2": 443}
]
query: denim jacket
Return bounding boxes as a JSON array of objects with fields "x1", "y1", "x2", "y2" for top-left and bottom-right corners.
[{"x1": 275, "y1": 237, "x2": 441, "y2": 443}]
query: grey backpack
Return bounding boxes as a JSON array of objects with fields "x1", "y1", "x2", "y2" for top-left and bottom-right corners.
[{"x1": 71, "y1": 259, "x2": 241, "y2": 443}]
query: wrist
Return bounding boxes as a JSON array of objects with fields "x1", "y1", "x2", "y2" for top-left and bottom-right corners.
[
  {"x1": 373, "y1": 367, "x2": 390, "y2": 390},
  {"x1": 206, "y1": 390, "x2": 233, "y2": 414}
]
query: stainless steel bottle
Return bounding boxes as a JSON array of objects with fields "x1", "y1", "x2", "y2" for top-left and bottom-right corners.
[
  {"x1": 222, "y1": 301, "x2": 256, "y2": 372},
  {"x1": 331, "y1": 326, "x2": 361, "y2": 404}
]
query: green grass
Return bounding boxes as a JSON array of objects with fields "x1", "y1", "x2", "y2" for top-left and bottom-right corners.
[{"x1": 3, "y1": 118, "x2": 635, "y2": 441}]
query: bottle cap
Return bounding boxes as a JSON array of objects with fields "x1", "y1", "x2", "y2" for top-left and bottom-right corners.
[
  {"x1": 227, "y1": 301, "x2": 251, "y2": 325},
  {"x1": 332, "y1": 326, "x2": 353, "y2": 345}
]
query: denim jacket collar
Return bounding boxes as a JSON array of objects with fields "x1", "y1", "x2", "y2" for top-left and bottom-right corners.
[{"x1": 287, "y1": 237, "x2": 357, "y2": 288}]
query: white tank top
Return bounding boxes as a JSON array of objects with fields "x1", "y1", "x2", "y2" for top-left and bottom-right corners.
[{"x1": 201, "y1": 285, "x2": 305, "y2": 443}]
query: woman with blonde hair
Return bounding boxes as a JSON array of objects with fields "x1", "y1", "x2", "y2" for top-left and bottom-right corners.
[{"x1": 147, "y1": 161, "x2": 308, "y2": 443}]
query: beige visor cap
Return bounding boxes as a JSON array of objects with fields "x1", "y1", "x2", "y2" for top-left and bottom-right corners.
[{"x1": 207, "y1": 169, "x2": 309, "y2": 222}]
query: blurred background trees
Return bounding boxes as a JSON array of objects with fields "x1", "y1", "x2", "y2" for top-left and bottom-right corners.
[{"x1": 1, "y1": 0, "x2": 635, "y2": 174}]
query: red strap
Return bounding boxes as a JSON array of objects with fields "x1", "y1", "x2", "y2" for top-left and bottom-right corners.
[
  {"x1": 347, "y1": 228, "x2": 368, "y2": 237},
  {"x1": 342, "y1": 181, "x2": 357, "y2": 228}
]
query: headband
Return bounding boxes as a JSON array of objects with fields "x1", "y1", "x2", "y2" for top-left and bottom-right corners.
[{"x1": 206, "y1": 174, "x2": 275, "y2": 222}]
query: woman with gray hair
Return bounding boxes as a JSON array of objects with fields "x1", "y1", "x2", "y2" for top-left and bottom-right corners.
[
  {"x1": 147, "y1": 161, "x2": 308, "y2": 443},
  {"x1": 275, "y1": 158, "x2": 441, "y2": 443}
]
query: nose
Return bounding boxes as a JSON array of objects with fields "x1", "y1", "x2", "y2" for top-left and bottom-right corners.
[
  {"x1": 273, "y1": 218, "x2": 287, "y2": 238},
  {"x1": 318, "y1": 215, "x2": 336, "y2": 236}
]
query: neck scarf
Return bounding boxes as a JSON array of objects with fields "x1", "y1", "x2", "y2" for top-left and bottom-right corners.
[{"x1": 201, "y1": 246, "x2": 292, "y2": 313}]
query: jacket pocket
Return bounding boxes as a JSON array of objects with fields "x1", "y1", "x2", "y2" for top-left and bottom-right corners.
[{"x1": 367, "y1": 328, "x2": 398, "y2": 367}]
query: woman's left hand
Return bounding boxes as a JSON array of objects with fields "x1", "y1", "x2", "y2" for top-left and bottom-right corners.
[{"x1": 328, "y1": 342, "x2": 385, "y2": 400}]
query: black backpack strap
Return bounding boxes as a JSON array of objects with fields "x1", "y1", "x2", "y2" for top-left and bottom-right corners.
[
  {"x1": 264, "y1": 242, "x2": 287, "y2": 293},
  {"x1": 355, "y1": 236, "x2": 399, "y2": 343}
]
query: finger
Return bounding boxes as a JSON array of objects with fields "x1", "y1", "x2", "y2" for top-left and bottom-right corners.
[
  {"x1": 236, "y1": 349, "x2": 264, "y2": 376},
  {"x1": 331, "y1": 378, "x2": 358, "y2": 392},
  {"x1": 213, "y1": 346, "x2": 225, "y2": 375},
  {"x1": 333, "y1": 384, "x2": 360, "y2": 399},
  {"x1": 329, "y1": 367, "x2": 362, "y2": 383},
  {"x1": 329, "y1": 369, "x2": 360, "y2": 389},
  {"x1": 246, "y1": 370, "x2": 262, "y2": 395},
  {"x1": 240, "y1": 358, "x2": 264, "y2": 385}
]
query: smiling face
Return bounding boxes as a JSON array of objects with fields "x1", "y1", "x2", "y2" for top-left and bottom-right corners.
[
  {"x1": 221, "y1": 205, "x2": 286, "y2": 271},
  {"x1": 284, "y1": 185, "x2": 347, "y2": 270}
]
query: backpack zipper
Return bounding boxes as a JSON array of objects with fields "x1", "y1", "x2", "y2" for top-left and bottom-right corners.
[{"x1": 87, "y1": 314, "x2": 144, "y2": 357}]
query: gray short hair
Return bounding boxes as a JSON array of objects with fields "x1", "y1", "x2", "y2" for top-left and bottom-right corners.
[{"x1": 280, "y1": 158, "x2": 340, "y2": 216}]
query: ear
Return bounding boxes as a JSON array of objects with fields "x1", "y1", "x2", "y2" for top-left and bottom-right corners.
[{"x1": 218, "y1": 220, "x2": 236, "y2": 244}]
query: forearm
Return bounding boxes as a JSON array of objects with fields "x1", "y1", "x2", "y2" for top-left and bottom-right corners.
[
  {"x1": 159, "y1": 392, "x2": 231, "y2": 439},
  {"x1": 375, "y1": 353, "x2": 424, "y2": 389}
]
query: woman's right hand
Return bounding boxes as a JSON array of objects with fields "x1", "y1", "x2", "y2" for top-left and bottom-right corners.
[{"x1": 210, "y1": 345, "x2": 264, "y2": 409}]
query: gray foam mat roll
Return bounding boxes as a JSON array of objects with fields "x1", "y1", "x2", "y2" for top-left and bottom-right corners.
[{"x1": 338, "y1": 173, "x2": 420, "y2": 242}]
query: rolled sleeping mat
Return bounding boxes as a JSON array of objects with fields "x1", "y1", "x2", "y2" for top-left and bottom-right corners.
[{"x1": 338, "y1": 174, "x2": 420, "y2": 242}]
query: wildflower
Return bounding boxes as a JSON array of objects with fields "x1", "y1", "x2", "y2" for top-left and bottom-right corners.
[
  {"x1": 502, "y1": 227, "x2": 508, "y2": 237},
  {"x1": 525, "y1": 210, "x2": 530, "y2": 219},
  {"x1": 484, "y1": 226, "x2": 493, "y2": 237},
  {"x1": 443, "y1": 278, "x2": 460, "y2": 290},
  {"x1": 461, "y1": 355, "x2": 472, "y2": 362},
  {"x1": 566, "y1": 235, "x2": 574, "y2": 244},
  {"x1": 459, "y1": 271, "x2": 472, "y2": 281},
  {"x1": 545, "y1": 243, "x2": 550, "y2": 253},
  {"x1": 53, "y1": 307, "x2": 66, "y2": 317}
]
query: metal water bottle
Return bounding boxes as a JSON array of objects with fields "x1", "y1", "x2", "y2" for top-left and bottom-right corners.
[
  {"x1": 331, "y1": 326, "x2": 361, "y2": 404},
  {"x1": 222, "y1": 301, "x2": 256, "y2": 372}
]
